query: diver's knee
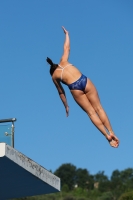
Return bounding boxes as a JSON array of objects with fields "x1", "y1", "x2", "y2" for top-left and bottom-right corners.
[
  {"x1": 87, "y1": 110, "x2": 96, "y2": 118},
  {"x1": 95, "y1": 105, "x2": 103, "y2": 113}
]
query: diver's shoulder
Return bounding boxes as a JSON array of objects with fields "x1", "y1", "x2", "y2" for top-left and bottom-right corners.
[{"x1": 59, "y1": 61, "x2": 71, "y2": 66}]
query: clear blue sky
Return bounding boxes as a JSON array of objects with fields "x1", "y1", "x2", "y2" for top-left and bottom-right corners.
[{"x1": 0, "y1": 0, "x2": 133, "y2": 178}]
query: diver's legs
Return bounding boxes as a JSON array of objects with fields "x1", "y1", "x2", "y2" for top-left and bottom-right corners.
[
  {"x1": 84, "y1": 79, "x2": 119, "y2": 146},
  {"x1": 71, "y1": 90, "x2": 118, "y2": 148},
  {"x1": 85, "y1": 79, "x2": 113, "y2": 133}
]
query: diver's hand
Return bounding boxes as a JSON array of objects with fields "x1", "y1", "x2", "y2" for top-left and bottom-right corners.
[
  {"x1": 62, "y1": 26, "x2": 69, "y2": 34},
  {"x1": 65, "y1": 106, "x2": 69, "y2": 117}
]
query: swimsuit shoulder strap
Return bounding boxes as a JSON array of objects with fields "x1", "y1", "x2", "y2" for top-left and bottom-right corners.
[
  {"x1": 56, "y1": 64, "x2": 72, "y2": 81},
  {"x1": 58, "y1": 65, "x2": 63, "y2": 69},
  {"x1": 60, "y1": 64, "x2": 72, "y2": 80}
]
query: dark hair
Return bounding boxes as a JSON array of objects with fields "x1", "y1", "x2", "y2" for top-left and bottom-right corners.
[{"x1": 46, "y1": 57, "x2": 58, "y2": 76}]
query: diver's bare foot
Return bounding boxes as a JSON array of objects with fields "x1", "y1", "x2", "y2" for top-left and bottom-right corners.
[
  {"x1": 109, "y1": 139, "x2": 119, "y2": 148},
  {"x1": 106, "y1": 134, "x2": 119, "y2": 148},
  {"x1": 109, "y1": 132, "x2": 119, "y2": 146}
]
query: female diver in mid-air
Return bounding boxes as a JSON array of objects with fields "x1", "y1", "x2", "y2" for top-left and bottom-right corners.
[{"x1": 46, "y1": 26, "x2": 119, "y2": 148}]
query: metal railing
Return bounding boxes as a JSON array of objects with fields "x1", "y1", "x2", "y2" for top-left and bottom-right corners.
[{"x1": 0, "y1": 118, "x2": 17, "y2": 147}]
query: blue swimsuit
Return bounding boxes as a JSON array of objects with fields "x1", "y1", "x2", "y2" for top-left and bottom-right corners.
[
  {"x1": 68, "y1": 74, "x2": 87, "y2": 91},
  {"x1": 57, "y1": 64, "x2": 87, "y2": 91}
]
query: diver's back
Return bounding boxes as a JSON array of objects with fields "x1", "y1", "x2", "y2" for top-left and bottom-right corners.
[{"x1": 56, "y1": 62, "x2": 82, "y2": 84}]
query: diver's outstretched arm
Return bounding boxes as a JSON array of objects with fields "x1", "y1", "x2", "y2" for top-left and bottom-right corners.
[
  {"x1": 60, "y1": 26, "x2": 70, "y2": 62},
  {"x1": 53, "y1": 78, "x2": 69, "y2": 117}
]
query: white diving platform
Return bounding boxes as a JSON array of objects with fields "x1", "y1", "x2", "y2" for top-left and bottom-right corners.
[{"x1": 0, "y1": 143, "x2": 60, "y2": 200}]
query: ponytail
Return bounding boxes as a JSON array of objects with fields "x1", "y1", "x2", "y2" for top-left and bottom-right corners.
[{"x1": 46, "y1": 57, "x2": 58, "y2": 76}]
